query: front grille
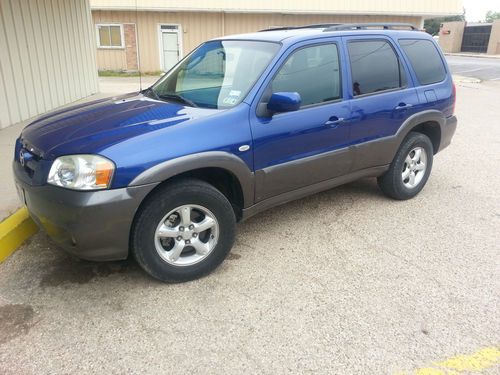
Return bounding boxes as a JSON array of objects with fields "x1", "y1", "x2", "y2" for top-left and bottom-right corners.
[
  {"x1": 14, "y1": 138, "x2": 51, "y2": 186},
  {"x1": 20, "y1": 139, "x2": 43, "y2": 159}
]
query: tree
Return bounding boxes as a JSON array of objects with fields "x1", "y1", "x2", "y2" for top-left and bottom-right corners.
[
  {"x1": 485, "y1": 11, "x2": 500, "y2": 23},
  {"x1": 424, "y1": 15, "x2": 465, "y2": 36}
]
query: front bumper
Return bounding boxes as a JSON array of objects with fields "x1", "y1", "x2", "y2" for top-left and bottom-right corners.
[
  {"x1": 438, "y1": 115, "x2": 457, "y2": 153},
  {"x1": 14, "y1": 164, "x2": 158, "y2": 261}
]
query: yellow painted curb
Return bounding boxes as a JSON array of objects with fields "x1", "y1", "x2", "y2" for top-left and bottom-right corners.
[{"x1": 0, "y1": 207, "x2": 38, "y2": 262}]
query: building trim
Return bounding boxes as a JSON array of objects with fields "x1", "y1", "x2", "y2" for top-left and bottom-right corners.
[{"x1": 90, "y1": 8, "x2": 462, "y2": 17}]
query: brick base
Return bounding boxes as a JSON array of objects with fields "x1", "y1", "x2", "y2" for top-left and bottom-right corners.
[{"x1": 124, "y1": 24, "x2": 138, "y2": 71}]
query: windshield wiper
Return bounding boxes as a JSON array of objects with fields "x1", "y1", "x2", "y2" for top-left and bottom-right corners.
[
  {"x1": 157, "y1": 93, "x2": 198, "y2": 107},
  {"x1": 142, "y1": 87, "x2": 198, "y2": 108}
]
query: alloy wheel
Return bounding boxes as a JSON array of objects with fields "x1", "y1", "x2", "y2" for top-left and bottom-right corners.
[
  {"x1": 401, "y1": 146, "x2": 427, "y2": 189},
  {"x1": 154, "y1": 204, "x2": 219, "y2": 266}
]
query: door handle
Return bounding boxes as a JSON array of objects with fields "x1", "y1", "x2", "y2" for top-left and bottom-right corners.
[
  {"x1": 325, "y1": 116, "x2": 344, "y2": 127},
  {"x1": 394, "y1": 103, "x2": 413, "y2": 110}
]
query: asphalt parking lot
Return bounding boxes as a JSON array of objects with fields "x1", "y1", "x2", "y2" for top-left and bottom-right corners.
[
  {"x1": 1, "y1": 79, "x2": 499, "y2": 374},
  {"x1": 447, "y1": 55, "x2": 500, "y2": 81}
]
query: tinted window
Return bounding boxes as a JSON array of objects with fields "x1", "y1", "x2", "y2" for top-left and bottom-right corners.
[
  {"x1": 400, "y1": 39, "x2": 447, "y2": 85},
  {"x1": 271, "y1": 44, "x2": 341, "y2": 107},
  {"x1": 348, "y1": 40, "x2": 405, "y2": 96}
]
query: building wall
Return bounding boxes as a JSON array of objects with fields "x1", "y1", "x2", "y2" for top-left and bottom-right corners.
[
  {"x1": 438, "y1": 21, "x2": 465, "y2": 53},
  {"x1": 92, "y1": 10, "x2": 422, "y2": 72},
  {"x1": 487, "y1": 20, "x2": 500, "y2": 55},
  {"x1": 439, "y1": 21, "x2": 500, "y2": 55},
  {"x1": 0, "y1": 0, "x2": 99, "y2": 129}
]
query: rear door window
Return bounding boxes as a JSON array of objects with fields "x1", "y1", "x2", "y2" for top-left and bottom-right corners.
[
  {"x1": 399, "y1": 39, "x2": 447, "y2": 85},
  {"x1": 347, "y1": 40, "x2": 406, "y2": 96}
]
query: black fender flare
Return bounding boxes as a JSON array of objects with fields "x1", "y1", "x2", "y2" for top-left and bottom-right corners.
[
  {"x1": 129, "y1": 151, "x2": 255, "y2": 207},
  {"x1": 351, "y1": 110, "x2": 446, "y2": 170},
  {"x1": 395, "y1": 109, "x2": 445, "y2": 147}
]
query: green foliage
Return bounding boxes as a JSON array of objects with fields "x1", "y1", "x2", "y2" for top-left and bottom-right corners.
[
  {"x1": 485, "y1": 11, "x2": 500, "y2": 23},
  {"x1": 424, "y1": 15, "x2": 465, "y2": 36}
]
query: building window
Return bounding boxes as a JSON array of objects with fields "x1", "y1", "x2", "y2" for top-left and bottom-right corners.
[{"x1": 96, "y1": 24, "x2": 124, "y2": 48}]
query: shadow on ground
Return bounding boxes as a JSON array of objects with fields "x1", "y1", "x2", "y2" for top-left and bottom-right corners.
[{"x1": 32, "y1": 178, "x2": 384, "y2": 287}]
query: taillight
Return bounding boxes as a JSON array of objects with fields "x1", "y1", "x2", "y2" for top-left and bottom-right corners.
[{"x1": 451, "y1": 81, "x2": 456, "y2": 115}]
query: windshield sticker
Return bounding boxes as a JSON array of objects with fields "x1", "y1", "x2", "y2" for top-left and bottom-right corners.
[
  {"x1": 229, "y1": 90, "x2": 241, "y2": 97},
  {"x1": 222, "y1": 97, "x2": 239, "y2": 105}
]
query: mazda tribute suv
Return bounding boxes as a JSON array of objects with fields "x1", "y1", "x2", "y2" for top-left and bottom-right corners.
[{"x1": 13, "y1": 23, "x2": 457, "y2": 282}]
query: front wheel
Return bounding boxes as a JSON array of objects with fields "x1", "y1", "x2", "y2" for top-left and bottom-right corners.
[
  {"x1": 131, "y1": 179, "x2": 236, "y2": 282},
  {"x1": 378, "y1": 132, "x2": 434, "y2": 200}
]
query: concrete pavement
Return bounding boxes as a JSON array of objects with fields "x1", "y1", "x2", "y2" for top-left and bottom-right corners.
[
  {"x1": 445, "y1": 52, "x2": 500, "y2": 59},
  {"x1": 446, "y1": 55, "x2": 500, "y2": 81},
  {"x1": 0, "y1": 81, "x2": 499, "y2": 373}
]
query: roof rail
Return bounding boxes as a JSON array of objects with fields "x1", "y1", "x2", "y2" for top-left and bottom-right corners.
[
  {"x1": 259, "y1": 23, "x2": 341, "y2": 32},
  {"x1": 324, "y1": 23, "x2": 417, "y2": 32}
]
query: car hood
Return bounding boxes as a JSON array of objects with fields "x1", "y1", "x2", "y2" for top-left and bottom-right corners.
[{"x1": 20, "y1": 92, "x2": 218, "y2": 159}]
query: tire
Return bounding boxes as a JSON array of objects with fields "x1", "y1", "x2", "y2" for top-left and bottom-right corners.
[
  {"x1": 377, "y1": 132, "x2": 434, "y2": 200},
  {"x1": 131, "y1": 178, "x2": 236, "y2": 282}
]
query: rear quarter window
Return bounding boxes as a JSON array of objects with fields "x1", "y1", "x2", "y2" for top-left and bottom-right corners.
[{"x1": 399, "y1": 39, "x2": 447, "y2": 85}]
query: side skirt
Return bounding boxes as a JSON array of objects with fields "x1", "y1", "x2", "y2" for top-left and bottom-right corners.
[{"x1": 241, "y1": 165, "x2": 389, "y2": 220}]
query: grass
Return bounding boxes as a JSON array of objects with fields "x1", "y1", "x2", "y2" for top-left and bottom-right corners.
[{"x1": 98, "y1": 70, "x2": 163, "y2": 77}]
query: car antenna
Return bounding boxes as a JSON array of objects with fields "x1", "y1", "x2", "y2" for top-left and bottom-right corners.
[{"x1": 135, "y1": 0, "x2": 142, "y2": 91}]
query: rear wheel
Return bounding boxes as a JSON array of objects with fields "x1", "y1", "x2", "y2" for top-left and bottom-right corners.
[
  {"x1": 378, "y1": 132, "x2": 433, "y2": 200},
  {"x1": 131, "y1": 179, "x2": 236, "y2": 282}
]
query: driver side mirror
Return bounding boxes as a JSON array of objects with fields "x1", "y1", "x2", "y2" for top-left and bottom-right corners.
[{"x1": 267, "y1": 92, "x2": 301, "y2": 115}]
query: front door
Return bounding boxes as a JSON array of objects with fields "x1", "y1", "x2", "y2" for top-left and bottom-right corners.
[
  {"x1": 250, "y1": 40, "x2": 352, "y2": 202},
  {"x1": 160, "y1": 25, "x2": 180, "y2": 71}
]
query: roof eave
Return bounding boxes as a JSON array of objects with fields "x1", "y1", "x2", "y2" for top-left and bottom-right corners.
[{"x1": 90, "y1": 7, "x2": 462, "y2": 18}]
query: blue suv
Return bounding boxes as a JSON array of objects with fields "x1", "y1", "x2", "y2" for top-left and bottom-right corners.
[{"x1": 13, "y1": 23, "x2": 457, "y2": 282}]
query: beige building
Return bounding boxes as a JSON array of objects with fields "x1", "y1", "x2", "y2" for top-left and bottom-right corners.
[
  {"x1": 0, "y1": 0, "x2": 99, "y2": 129},
  {"x1": 90, "y1": 0, "x2": 464, "y2": 73},
  {"x1": 439, "y1": 20, "x2": 500, "y2": 55}
]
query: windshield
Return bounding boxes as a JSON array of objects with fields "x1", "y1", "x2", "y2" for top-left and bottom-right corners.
[{"x1": 150, "y1": 40, "x2": 280, "y2": 109}]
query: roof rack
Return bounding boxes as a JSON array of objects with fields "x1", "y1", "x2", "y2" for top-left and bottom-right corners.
[
  {"x1": 259, "y1": 23, "x2": 341, "y2": 32},
  {"x1": 259, "y1": 23, "x2": 418, "y2": 33},
  {"x1": 323, "y1": 23, "x2": 417, "y2": 32}
]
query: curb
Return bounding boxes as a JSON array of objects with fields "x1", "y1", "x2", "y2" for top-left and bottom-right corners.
[
  {"x1": 453, "y1": 74, "x2": 481, "y2": 83},
  {"x1": 0, "y1": 207, "x2": 38, "y2": 263},
  {"x1": 445, "y1": 53, "x2": 500, "y2": 59}
]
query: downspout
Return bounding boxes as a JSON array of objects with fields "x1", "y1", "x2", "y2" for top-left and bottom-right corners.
[{"x1": 221, "y1": 11, "x2": 225, "y2": 36}]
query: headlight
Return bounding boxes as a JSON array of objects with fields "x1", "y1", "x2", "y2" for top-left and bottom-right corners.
[{"x1": 47, "y1": 155, "x2": 115, "y2": 190}]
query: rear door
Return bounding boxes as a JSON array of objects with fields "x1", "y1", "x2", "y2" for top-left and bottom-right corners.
[
  {"x1": 249, "y1": 38, "x2": 352, "y2": 202},
  {"x1": 398, "y1": 38, "x2": 453, "y2": 117},
  {"x1": 342, "y1": 35, "x2": 419, "y2": 170}
]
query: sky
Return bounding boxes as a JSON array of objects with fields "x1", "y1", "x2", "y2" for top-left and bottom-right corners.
[{"x1": 463, "y1": 0, "x2": 500, "y2": 21}]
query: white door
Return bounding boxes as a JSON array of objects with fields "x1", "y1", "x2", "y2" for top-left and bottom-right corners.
[{"x1": 160, "y1": 27, "x2": 180, "y2": 71}]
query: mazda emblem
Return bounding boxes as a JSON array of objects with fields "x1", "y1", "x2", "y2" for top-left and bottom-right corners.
[{"x1": 19, "y1": 150, "x2": 25, "y2": 167}]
